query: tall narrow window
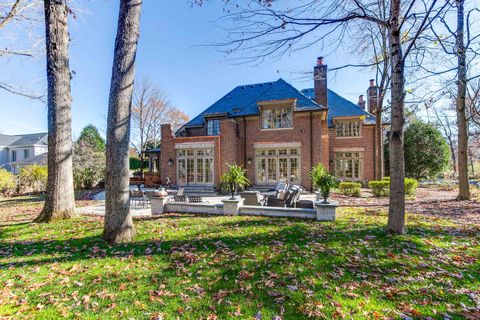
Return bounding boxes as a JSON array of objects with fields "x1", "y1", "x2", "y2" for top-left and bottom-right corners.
[
  {"x1": 24, "y1": 149, "x2": 29, "y2": 159},
  {"x1": 11, "y1": 150, "x2": 17, "y2": 162},
  {"x1": 207, "y1": 119, "x2": 220, "y2": 136}
]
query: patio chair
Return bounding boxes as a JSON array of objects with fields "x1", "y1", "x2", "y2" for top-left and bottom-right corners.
[
  {"x1": 130, "y1": 190, "x2": 149, "y2": 208},
  {"x1": 240, "y1": 191, "x2": 263, "y2": 206},
  {"x1": 266, "y1": 185, "x2": 302, "y2": 208},
  {"x1": 188, "y1": 195, "x2": 208, "y2": 204},
  {"x1": 269, "y1": 182, "x2": 289, "y2": 194},
  {"x1": 172, "y1": 195, "x2": 188, "y2": 202}
]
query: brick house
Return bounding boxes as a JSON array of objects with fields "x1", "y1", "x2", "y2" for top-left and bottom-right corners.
[{"x1": 159, "y1": 57, "x2": 380, "y2": 190}]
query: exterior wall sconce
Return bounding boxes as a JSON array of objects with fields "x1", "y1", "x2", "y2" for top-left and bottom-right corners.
[
  {"x1": 247, "y1": 157, "x2": 252, "y2": 165},
  {"x1": 168, "y1": 159, "x2": 174, "y2": 166}
]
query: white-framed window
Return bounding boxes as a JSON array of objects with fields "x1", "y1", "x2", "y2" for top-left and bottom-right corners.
[
  {"x1": 11, "y1": 150, "x2": 17, "y2": 162},
  {"x1": 24, "y1": 149, "x2": 29, "y2": 159},
  {"x1": 177, "y1": 148, "x2": 214, "y2": 185},
  {"x1": 207, "y1": 120, "x2": 220, "y2": 136},
  {"x1": 262, "y1": 107, "x2": 293, "y2": 129},
  {"x1": 336, "y1": 121, "x2": 361, "y2": 137},
  {"x1": 255, "y1": 147, "x2": 300, "y2": 184},
  {"x1": 335, "y1": 152, "x2": 363, "y2": 180}
]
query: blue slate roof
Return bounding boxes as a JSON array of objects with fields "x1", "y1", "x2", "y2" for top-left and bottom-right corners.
[
  {"x1": 182, "y1": 78, "x2": 375, "y2": 129},
  {"x1": 301, "y1": 88, "x2": 376, "y2": 127},
  {"x1": 184, "y1": 78, "x2": 324, "y2": 128}
]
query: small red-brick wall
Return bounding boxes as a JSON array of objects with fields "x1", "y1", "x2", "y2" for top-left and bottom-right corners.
[
  {"x1": 329, "y1": 124, "x2": 375, "y2": 182},
  {"x1": 160, "y1": 124, "x2": 221, "y2": 186}
]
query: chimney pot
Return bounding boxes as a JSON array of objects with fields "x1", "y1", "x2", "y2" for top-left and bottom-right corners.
[
  {"x1": 369, "y1": 79, "x2": 375, "y2": 87},
  {"x1": 317, "y1": 56, "x2": 324, "y2": 65},
  {"x1": 358, "y1": 95, "x2": 366, "y2": 110}
]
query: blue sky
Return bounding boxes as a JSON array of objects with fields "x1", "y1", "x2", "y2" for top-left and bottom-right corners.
[{"x1": 0, "y1": 1, "x2": 376, "y2": 137}]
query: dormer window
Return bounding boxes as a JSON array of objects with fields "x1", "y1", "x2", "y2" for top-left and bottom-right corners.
[
  {"x1": 207, "y1": 119, "x2": 220, "y2": 136},
  {"x1": 336, "y1": 121, "x2": 361, "y2": 137},
  {"x1": 262, "y1": 107, "x2": 292, "y2": 129}
]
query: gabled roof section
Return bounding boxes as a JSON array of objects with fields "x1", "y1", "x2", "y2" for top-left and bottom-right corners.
[
  {"x1": 0, "y1": 133, "x2": 48, "y2": 147},
  {"x1": 301, "y1": 88, "x2": 376, "y2": 127},
  {"x1": 183, "y1": 78, "x2": 325, "y2": 128}
]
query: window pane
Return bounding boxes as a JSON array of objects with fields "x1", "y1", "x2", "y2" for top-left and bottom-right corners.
[
  {"x1": 187, "y1": 159, "x2": 195, "y2": 183},
  {"x1": 290, "y1": 158, "x2": 299, "y2": 183},
  {"x1": 279, "y1": 158, "x2": 288, "y2": 182},
  {"x1": 262, "y1": 109, "x2": 272, "y2": 129},
  {"x1": 268, "y1": 149, "x2": 276, "y2": 156},
  {"x1": 257, "y1": 158, "x2": 267, "y2": 183},
  {"x1": 268, "y1": 158, "x2": 276, "y2": 181},
  {"x1": 281, "y1": 108, "x2": 292, "y2": 127},
  {"x1": 279, "y1": 149, "x2": 287, "y2": 155},
  {"x1": 290, "y1": 149, "x2": 298, "y2": 155},
  {"x1": 178, "y1": 159, "x2": 186, "y2": 183},
  {"x1": 196, "y1": 159, "x2": 204, "y2": 183}
]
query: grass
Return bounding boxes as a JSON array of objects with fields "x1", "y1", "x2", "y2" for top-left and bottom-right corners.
[{"x1": 0, "y1": 197, "x2": 479, "y2": 319}]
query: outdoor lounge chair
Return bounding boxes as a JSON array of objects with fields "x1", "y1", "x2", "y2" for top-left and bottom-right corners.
[
  {"x1": 266, "y1": 185, "x2": 303, "y2": 208},
  {"x1": 240, "y1": 191, "x2": 263, "y2": 206}
]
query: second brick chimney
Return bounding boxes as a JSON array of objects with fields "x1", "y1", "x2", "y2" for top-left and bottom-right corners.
[
  {"x1": 314, "y1": 57, "x2": 328, "y2": 108},
  {"x1": 358, "y1": 95, "x2": 366, "y2": 110},
  {"x1": 367, "y1": 79, "x2": 378, "y2": 114}
]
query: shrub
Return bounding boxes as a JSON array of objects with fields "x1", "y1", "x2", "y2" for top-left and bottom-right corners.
[
  {"x1": 338, "y1": 182, "x2": 361, "y2": 197},
  {"x1": 368, "y1": 178, "x2": 419, "y2": 197},
  {"x1": 0, "y1": 169, "x2": 16, "y2": 195},
  {"x1": 368, "y1": 180, "x2": 390, "y2": 197},
  {"x1": 18, "y1": 165, "x2": 47, "y2": 193},
  {"x1": 221, "y1": 164, "x2": 250, "y2": 199},
  {"x1": 404, "y1": 178, "x2": 418, "y2": 196},
  {"x1": 311, "y1": 164, "x2": 339, "y2": 202},
  {"x1": 73, "y1": 139, "x2": 106, "y2": 189}
]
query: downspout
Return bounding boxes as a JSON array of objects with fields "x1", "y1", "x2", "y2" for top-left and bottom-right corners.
[
  {"x1": 373, "y1": 123, "x2": 376, "y2": 181},
  {"x1": 243, "y1": 117, "x2": 247, "y2": 168},
  {"x1": 310, "y1": 111, "x2": 313, "y2": 191}
]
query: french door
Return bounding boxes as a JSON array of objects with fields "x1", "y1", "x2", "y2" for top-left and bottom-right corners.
[
  {"x1": 177, "y1": 148, "x2": 214, "y2": 185},
  {"x1": 255, "y1": 148, "x2": 300, "y2": 185}
]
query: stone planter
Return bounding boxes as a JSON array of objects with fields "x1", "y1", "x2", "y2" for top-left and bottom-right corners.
[
  {"x1": 315, "y1": 200, "x2": 338, "y2": 221},
  {"x1": 222, "y1": 197, "x2": 244, "y2": 215},
  {"x1": 151, "y1": 196, "x2": 169, "y2": 215}
]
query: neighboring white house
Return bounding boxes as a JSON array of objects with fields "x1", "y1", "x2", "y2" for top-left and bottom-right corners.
[{"x1": 0, "y1": 133, "x2": 48, "y2": 174}]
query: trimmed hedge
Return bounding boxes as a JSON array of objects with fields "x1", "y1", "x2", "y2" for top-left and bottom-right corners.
[
  {"x1": 368, "y1": 178, "x2": 418, "y2": 197},
  {"x1": 404, "y1": 178, "x2": 418, "y2": 196},
  {"x1": 368, "y1": 180, "x2": 390, "y2": 197},
  {"x1": 338, "y1": 182, "x2": 361, "y2": 197}
]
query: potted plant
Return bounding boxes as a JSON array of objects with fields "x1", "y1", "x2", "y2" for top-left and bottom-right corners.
[
  {"x1": 221, "y1": 164, "x2": 250, "y2": 200},
  {"x1": 311, "y1": 164, "x2": 338, "y2": 203}
]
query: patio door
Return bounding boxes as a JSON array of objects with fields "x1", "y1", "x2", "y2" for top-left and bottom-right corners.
[
  {"x1": 255, "y1": 148, "x2": 301, "y2": 185},
  {"x1": 177, "y1": 148, "x2": 214, "y2": 185}
]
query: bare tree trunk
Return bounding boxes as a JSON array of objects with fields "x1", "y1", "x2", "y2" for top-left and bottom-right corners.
[
  {"x1": 456, "y1": 0, "x2": 471, "y2": 200},
  {"x1": 386, "y1": 0, "x2": 406, "y2": 235},
  {"x1": 103, "y1": 0, "x2": 142, "y2": 243},
  {"x1": 375, "y1": 99, "x2": 384, "y2": 180},
  {"x1": 35, "y1": 0, "x2": 76, "y2": 223}
]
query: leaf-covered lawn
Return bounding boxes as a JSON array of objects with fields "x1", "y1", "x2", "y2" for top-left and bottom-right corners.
[{"x1": 0, "y1": 198, "x2": 479, "y2": 319}]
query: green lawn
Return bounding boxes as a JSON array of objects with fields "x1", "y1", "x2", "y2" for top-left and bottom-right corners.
[{"x1": 0, "y1": 199, "x2": 479, "y2": 319}]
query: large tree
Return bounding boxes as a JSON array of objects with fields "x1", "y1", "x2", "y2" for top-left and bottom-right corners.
[
  {"x1": 103, "y1": 0, "x2": 143, "y2": 244},
  {"x1": 34, "y1": 0, "x2": 76, "y2": 222}
]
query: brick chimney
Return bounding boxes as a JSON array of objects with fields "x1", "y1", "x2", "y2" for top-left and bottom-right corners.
[
  {"x1": 358, "y1": 95, "x2": 366, "y2": 110},
  {"x1": 367, "y1": 79, "x2": 378, "y2": 114},
  {"x1": 314, "y1": 56, "x2": 328, "y2": 108}
]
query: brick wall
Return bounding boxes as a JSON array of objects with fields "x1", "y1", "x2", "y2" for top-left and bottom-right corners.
[
  {"x1": 219, "y1": 119, "x2": 241, "y2": 176},
  {"x1": 239, "y1": 110, "x2": 328, "y2": 190},
  {"x1": 329, "y1": 124, "x2": 375, "y2": 182},
  {"x1": 160, "y1": 124, "x2": 221, "y2": 185}
]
